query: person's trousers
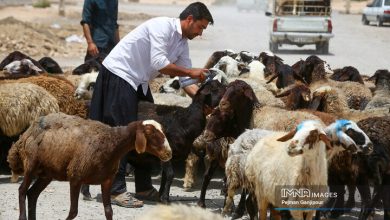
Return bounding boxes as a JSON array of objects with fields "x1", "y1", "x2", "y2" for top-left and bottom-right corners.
[{"x1": 89, "y1": 65, "x2": 154, "y2": 194}]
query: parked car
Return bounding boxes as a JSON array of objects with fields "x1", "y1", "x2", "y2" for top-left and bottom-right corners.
[
  {"x1": 266, "y1": 0, "x2": 334, "y2": 54},
  {"x1": 362, "y1": 0, "x2": 390, "y2": 26}
]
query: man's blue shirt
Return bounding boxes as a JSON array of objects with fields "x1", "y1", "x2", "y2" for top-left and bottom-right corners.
[{"x1": 81, "y1": 0, "x2": 118, "y2": 48}]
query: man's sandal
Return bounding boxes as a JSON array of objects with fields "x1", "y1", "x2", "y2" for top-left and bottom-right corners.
[{"x1": 111, "y1": 192, "x2": 144, "y2": 208}]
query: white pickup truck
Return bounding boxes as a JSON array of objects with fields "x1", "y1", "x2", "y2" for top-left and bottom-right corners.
[{"x1": 266, "y1": 0, "x2": 334, "y2": 54}]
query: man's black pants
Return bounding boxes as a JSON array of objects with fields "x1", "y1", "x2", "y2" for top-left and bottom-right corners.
[{"x1": 89, "y1": 65, "x2": 154, "y2": 194}]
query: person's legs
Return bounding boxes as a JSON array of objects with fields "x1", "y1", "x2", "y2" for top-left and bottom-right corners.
[
  {"x1": 132, "y1": 87, "x2": 160, "y2": 201},
  {"x1": 84, "y1": 66, "x2": 143, "y2": 207}
]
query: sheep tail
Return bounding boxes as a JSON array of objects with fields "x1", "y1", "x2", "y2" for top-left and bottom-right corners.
[{"x1": 7, "y1": 139, "x2": 25, "y2": 175}]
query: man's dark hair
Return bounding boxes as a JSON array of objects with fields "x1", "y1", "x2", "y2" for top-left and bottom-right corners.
[{"x1": 179, "y1": 2, "x2": 214, "y2": 25}]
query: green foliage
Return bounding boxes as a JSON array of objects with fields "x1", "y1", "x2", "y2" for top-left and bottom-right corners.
[{"x1": 33, "y1": 0, "x2": 51, "y2": 8}]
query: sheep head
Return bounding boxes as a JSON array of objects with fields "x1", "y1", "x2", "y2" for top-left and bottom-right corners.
[
  {"x1": 326, "y1": 119, "x2": 373, "y2": 155},
  {"x1": 204, "y1": 80, "x2": 260, "y2": 141},
  {"x1": 194, "y1": 79, "x2": 226, "y2": 112},
  {"x1": 368, "y1": 69, "x2": 390, "y2": 90},
  {"x1": 135, "y1": 120, "x2": 172, "y2": 162},
  {"x1": 277, "y1": 120, "x2": 331, "y2": 156}
]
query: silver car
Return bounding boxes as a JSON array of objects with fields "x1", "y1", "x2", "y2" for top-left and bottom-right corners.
[{"x1": 362, "y1": 0, "x2": 390, "y2": 26}]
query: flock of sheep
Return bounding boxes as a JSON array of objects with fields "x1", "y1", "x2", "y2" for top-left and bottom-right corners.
[{"x1": 0, "y1": 49, "x2": 389, "y2": 220}]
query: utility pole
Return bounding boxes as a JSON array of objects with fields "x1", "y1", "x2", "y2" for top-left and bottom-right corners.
[
  {"x1": 59, "y1": 0, "x2": 65, "y2": 16},
  {"x1": 345, "y1": 0, "x2": 351, "y2": 14}
]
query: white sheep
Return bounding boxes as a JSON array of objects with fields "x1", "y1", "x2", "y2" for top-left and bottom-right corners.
[
  {"x1": 136, "y1": 204, "x2": 224, "y2": 220},
  {"x1": 213, "y1": 56, "x2": 247, "y2": 77},
  {"x1": 152, "y1": 93, "x2": 192, "y2": 107},
  {"x1": 248, "y1": 60, "x2": 265, "y2": 80},
  {"x1": 222, "y1": 119, "x2": 373, "y2": 216},
  {"x1": 245, "y1": 120, "x2": 331, "y2": 220},
  {"x1": 74, "y1": 71, "x2": 99, "y2": 100},
  {"x1": 222, "y1": 129, "x2": 273, "y2": 215},
  {"x1": 0, "y1": 82, "x2": 59, "y2": 137}
]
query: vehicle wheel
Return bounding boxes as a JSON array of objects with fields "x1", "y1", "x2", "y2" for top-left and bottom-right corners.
[
  {"x1": 377, "y1": 17, "x2": 383, "y2": 27},
  {"x1": 362, "y1": 15, "x2": 369, "y2": 25},
  {"x1": 316, "y1": 42, "x2": 329, "y2": 54},
  {"x1": 269, "y1": 41, "x2": 278, "y2": 52}
]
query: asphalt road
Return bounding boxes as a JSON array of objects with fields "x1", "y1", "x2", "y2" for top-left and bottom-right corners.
[{"x1": 119, "y1": 2, "x2": 389, "y2": 76}]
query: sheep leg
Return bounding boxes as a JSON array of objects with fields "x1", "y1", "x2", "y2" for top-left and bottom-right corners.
[
  {"x1": 231, "y1": 189, "x2": 247, "y2": 219},
  {"x1": 27, "y1": 177, "x2": 52, "y2": 220},
  {"x1": 383, "y1": 175, "x2": 390, "y2": 220},
  {"x1": 197, "y1": 160, "x2": 218, "y2": 208},
  {"x1": 258, "y1": 198, "x2": 268, "y2": 220},
  {"x1": 356, "y1": 184, "x2": 371, "y2": 216},
  {"x1": 360, "y1": 185, "x2": 382, "y2": 220},
  {"x1": 159, "y1": 161, "x2": 174, "y2": 204},
  {"x1": 66, "y1": 181, "x2": 81, "y2": 220},
  {"x1": 183, "y1": 152, "x2": 199, "y2": 190},
  {"x1": 246, "y1": 192, "x2": 258, "y2": 220},
  {"x1": 221, "y1": 183, "x2": 237, "y2": 216},
  {"x1": 101, "y1": 178, "x2": 113, "y2": 220},
  {"x1": 18, "y1": 173, "x2": 33, "y2": 220},
  {"x1": 345, "y1": 185, "x2": 356, "y2": 211}
]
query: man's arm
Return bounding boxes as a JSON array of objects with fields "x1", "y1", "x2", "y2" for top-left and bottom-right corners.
[
  {"x1": 82, "y1": 23, "x2": 99, "y2": 57},
  {"x1": 159, "y1": 63, "x2": 206, "y2": 81},
  {"x1": 114, "y1": 27, "x2": 120, "y2": 44}
]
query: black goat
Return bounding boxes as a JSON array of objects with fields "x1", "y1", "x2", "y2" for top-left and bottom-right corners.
[{"x1": 136, "y1": 80, "x2": 227, "y2": 203}]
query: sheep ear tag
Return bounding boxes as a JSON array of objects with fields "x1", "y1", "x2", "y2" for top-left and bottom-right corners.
[{"x1": 135, "y1": 129, "x2": 147, "y2": 154}]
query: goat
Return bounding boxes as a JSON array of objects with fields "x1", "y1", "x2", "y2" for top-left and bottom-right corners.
[
  {"x1": 136, "y1": 80, "x2": 226, "y2": 203},
  {"x1": 7, "y1": 112, "x2": 171, "y2": 220}
]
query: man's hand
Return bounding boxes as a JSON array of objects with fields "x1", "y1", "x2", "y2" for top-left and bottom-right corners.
[
  {"x1": 87, "y1": 42, "x2": 99, "y2": 57},
  {"x1": 188, "y1": 68, "x2": 208, "y2": 82}
]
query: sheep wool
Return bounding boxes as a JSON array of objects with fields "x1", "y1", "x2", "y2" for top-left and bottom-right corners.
[
  {"x1": 136, "y1": 204, "x2": 224, "y2": 220},
  {"x1": 0, "y1": 82, "x2": 59, "y2": 137}
]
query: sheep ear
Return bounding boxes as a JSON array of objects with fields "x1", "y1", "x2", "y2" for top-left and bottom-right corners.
[
  {"x1": 244, "y1": 88, "x2": 260, "y2": 103},
  {"x1": 277, "y1": 129, "x2": 297, "y2": 142},
  {"x1": 275, "y1": 89, "x2": 291, "y2": 98},
  {"x1": 135, "y1": 129, "x2": 147, "y2": 154},
  {"x1": 319, "y1": 133, "x2": 332, "y2": 150}
]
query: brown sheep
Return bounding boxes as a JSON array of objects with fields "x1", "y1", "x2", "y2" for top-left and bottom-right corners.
[
  {"x1": 330, "y1": 66, "x2": 364, "y2": 84},
  {"x1": 0, "y1": 74, "x2": 88, "y2": 118},
  {"x1": 275, "y1": 83, "x2": 311, "y2": 110},
  {"x1": 7, "y1": 112, "x2": 172, "y2": 220}
]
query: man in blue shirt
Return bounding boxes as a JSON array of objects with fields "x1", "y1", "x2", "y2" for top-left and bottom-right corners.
[{"x1": 81, "y1": 0, "x2": 120, "y2": 62}]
